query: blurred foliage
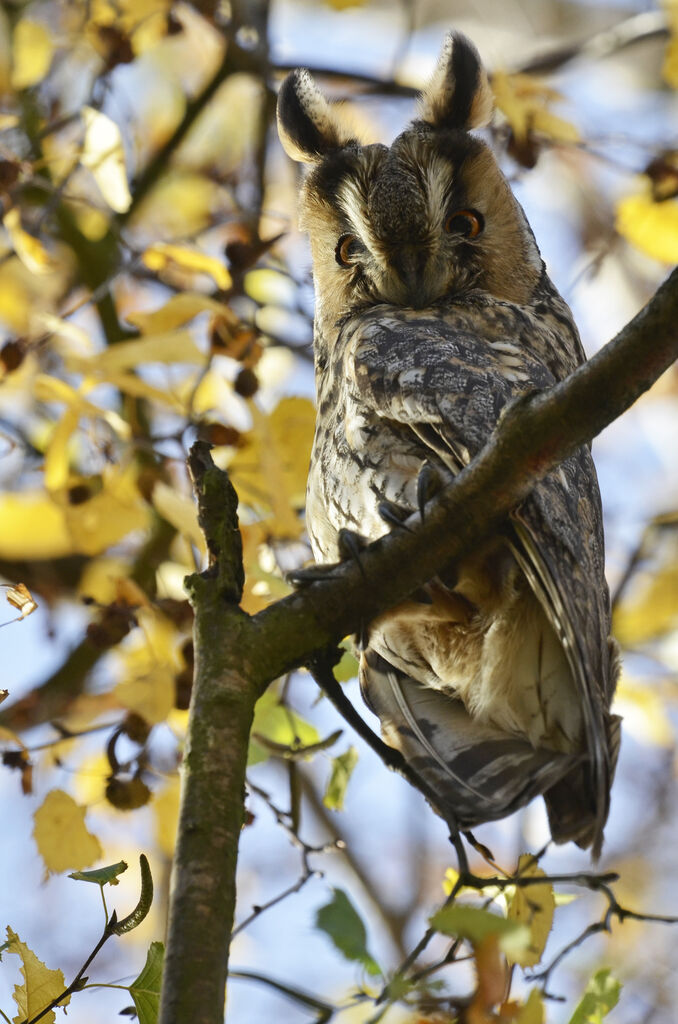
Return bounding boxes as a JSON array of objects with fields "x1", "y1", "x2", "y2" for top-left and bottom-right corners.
[{"x1": 0, "y1": 0, "x2": 675, "y2": 1022}]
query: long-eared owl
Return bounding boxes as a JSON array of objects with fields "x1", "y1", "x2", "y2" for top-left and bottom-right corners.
[{"x1": 277, "y1": 32, "x2": 620, "y2": 856}]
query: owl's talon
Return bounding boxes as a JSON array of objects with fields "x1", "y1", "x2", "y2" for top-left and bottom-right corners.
[
  {"x1": 417, "y1": 463, "x2": 444, "y2": 521},
  {"x1": 378, "y1": 500, "x2": 413, "y2": 532},
  {"x1": 286, "y1": 563, "x2": 339, "y2": 587},
  {"x1": 338, "y1": 528, "x2": 368, "y2": 576}
]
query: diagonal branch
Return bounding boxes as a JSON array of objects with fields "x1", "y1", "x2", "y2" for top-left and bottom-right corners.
[{"x1": 247, "y1": 266, "x2": 678, "y2": 681}]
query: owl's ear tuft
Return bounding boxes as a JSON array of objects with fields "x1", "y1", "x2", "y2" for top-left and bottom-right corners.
[
  {"x1": 277, "y1": 69, "x2": 355, "y2": 163},
  {"x1": 418, "y1": 32, "x2": 494, "y2": 131}
]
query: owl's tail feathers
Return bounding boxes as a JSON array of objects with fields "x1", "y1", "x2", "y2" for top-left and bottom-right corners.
[
  {"x1": 544, "y1": 713, "x2": 622, "y2": 859},
  {"x1": 360, "y1": 649, "x2": 582, "y2": 835}
]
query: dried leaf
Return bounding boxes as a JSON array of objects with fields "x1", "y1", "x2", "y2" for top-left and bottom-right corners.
[
  {"x1": 81, "y1": 107, "x2": 132, "y2": 213},
  {"x1": 5, "y1": 927, "x2": 69, "y2": 1024},
  {"x1": 33, "y1": 789, "x2": 103, "y2": 874},
  {"x1": 505, "y1": 855, "x2": 555, "y2": 967},
  {"x1": 2, "y1": 582, "x2": 37, "y2": 622}
]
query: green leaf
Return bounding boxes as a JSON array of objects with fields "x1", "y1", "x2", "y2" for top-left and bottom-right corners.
[
  {"x1": 430, "y1": 904, "x2": 530, "y2": 957},
  {"x1": 568, "y1": 968, "x2": 621, "y2": 1024},
  {"x1": 323, "y1": 747, "x2": 358, "y2": 811},
  {"x1": 333, "y1": 648, "x2": 359, "y2": 683},
  {"x1": 128, "y1": 941, "x2": 164, "y2": 1024},
  {"x1": 315, "y1": 888, "x2": 381, "y2": 976},
  {"x1": 68, "y1": 860, "x2": 128, "y2": 886},
  {"x1": 248, "y1": 690, "x2": 320, "y2": 766}
]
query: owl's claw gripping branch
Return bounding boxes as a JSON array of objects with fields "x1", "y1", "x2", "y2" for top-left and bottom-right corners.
[
  {"x1": 417, "y1": 463, "x2": 445, "y2": 522},
  {"x1": 377, "y1": 499, "x2": 415, "y2": 531}
]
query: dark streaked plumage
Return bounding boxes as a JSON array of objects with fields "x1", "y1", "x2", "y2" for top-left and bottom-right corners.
[{"x1": 277, "y1": 32, "x2": 620, "y2": 856}]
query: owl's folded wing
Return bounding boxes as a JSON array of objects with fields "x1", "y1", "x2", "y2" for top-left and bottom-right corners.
[{"x1": 347, "y1": 308, "x2": 619, "y2": 853}]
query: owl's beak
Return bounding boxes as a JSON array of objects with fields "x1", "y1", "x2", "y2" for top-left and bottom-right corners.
[{"x1": 392, "y1": 245, "x2": 438, "y2": 308}]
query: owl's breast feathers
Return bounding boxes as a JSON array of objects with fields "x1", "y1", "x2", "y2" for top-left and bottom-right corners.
[{"x1": 307, "y1": 297, "x2": 620, "y2": 855}]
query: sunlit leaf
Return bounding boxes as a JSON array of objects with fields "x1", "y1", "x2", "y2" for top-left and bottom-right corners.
[
  {"x1": 114, "y1": 610, "x2": 179, "y2": 725},
  {"x1": 333, "y1": 646, "x2": 359, "y2": 683},
  {"x1": 153, "y1": 777, "x2": 180, "y2": 859},
  {"x1": 431, "y1": 904, "x2": 530, "y2": 958},
  {"x1": 142, "y1": 243, "x2": 232, "y2": 289},
  {"x1": 505, "y1": 855, "x2": 555, "y2": 967},
  {"x1": 33, "y1": 789, "x2": 103, "y2": 875},
  {"x1": 324, "y1": 746, "x2": 358, "y2": 811},
  {"x1": 615, "y1": 191, "x2": 678, "y2": 264},
  {"x1": 5, "y1": 927, "x2": 69, "y2": 1024},
  {"x1": 247, "y1": 689, "x2": 321, "y2": 766},
  {"x1": 61, "y1": 464, "x2": 151, "y2": 556},
  {"x1": 128, "y1": 941, "x2": 164, "y2": 1024},
  {"x1": 152, "y1": 481, "x2": 205, "y2": 552},
  {"x1": 244, "y1": 268, "x2": 298, "y2": 307},
  {"x1": 0, "y1": 490, "x2": 73, "y2": 559},
  {"x1": 81, "y1": 106, "x2": 132, "y2": 213},
  {"x1": 11, "y1": 20, "x2": 53, "y2": 90},
  {"x1": 568, "y1": 968, "x2": 621, "y2": 1024},
  {"x1": 492, "y1": 71, "x2": 579, "y2": 143},
  {"x1": 3, "y1": 208, "x2": 56, "y2": 275},
  {"x1": 613, "y1": 551, "x2": 678, "y2": 645},
  {"x1": 612, "y1": 676, "x2": 674, "y2": 747},
  {"x1": 315, "y1": 888, "x2": 381, "y2": 976},
  {"x1": 515, "y1": 987, "x2": 545, "y2": 1024},
  {"x1": 68, "y1": 860, "x2": 128, "y2": 885},
  {"x1": 229, "y1": 397, "x2": 315, "y2": 537},
  {"x1": 127, "y1": 292, "x2": 238, "y2": 333}
]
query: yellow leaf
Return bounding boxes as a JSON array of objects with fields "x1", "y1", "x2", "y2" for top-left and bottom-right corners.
[
  {"x1": 0, "y1": 114, "x2": 19, "y2": 130},
  {"x1": 11, "y1": 20, "x2": 53, "y2": 90},
  {"x1": 245, "y1": 268, "x2": 298, "y2": 307},
  {"x1": 43, "y1": 406, "x2": 79, "y2": 490},
  {"x1": 229, "y1": 397, "x2": 315, "y2": 537},
  {"x1": 3, "y1": 208, "x2": 56, "y2": 276},
  {"x1": 91, "y1": 368, "x2": 186, "y2": 411},
  {"x1": 33, "y1": 789, "x2": 103, "y2": 874},
  {"x1": 81, "y1": 106, "x2": 132, "y2": 213},
  {"x1": 142, "y1": 243, "x2": 232, "y2": 290},
  {"x1": 615, "y1": 191, "x2": 678, "y2": 264},
  {"x1": 613, "y1": 555, "x2": 678, "y2": 646},
  {"x1": 0, "y1": 491, "x2": 74, "y2": 559},
  {"x1": 93, "y1": 329, "x2": 204, "y2": 370},
  {"x1": 126, "y1": 292, "x2": 238, "y2": 333},
  {"x1": 61, "y1": 464, "x2": 150, "y2": 556},
  {"x1": 515, "y1": 988, "x2": 544, "y2": 1024},
  {"x1": 492, "y1": 70, "x2": 579, "y2": 143},
  {"x1": 613, "y1": 676, "x2": 674, "y2": 747},
  {"x1": 5, "y1": 926, "x2": 70, "y2": 1024},
  {"x1": 506, "y1": 855, "x2": 554, "y2": 967},
  {"x1": 113, "y1": 609, "x2": 179, "y2": 724},
  {"x1": 153, "y1": 776, "x2": 181, "y2": 858},
  {"x1": 77, "y1": 556, "x2": 131, "y2": 605},
  {"x1": 152, "y1": 481, "x2": 205, "y2": 552},
  {"x1": 664, "y1": 33, "x2": 678, "y2": 88}
]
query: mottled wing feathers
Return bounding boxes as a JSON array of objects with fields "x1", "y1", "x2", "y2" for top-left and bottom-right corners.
[
  {"x1": 361, "y1": 650, "x2": 583, "y2": 830},
  {"x1": 345, "y1": 304, "x2": 617, "y2": 850}
]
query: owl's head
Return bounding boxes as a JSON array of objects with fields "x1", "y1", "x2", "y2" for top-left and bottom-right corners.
[{"x1": 277, "y1": 33, "x2": 544, "y2": 333}]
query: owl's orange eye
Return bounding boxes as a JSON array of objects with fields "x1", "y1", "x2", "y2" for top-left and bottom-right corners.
[
  {"x1": 444, "y1": 209, "x2": 484, "y2": 238},
  {"x1": 336, "y1": 233, "x2": 361, "y2": 267}
]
